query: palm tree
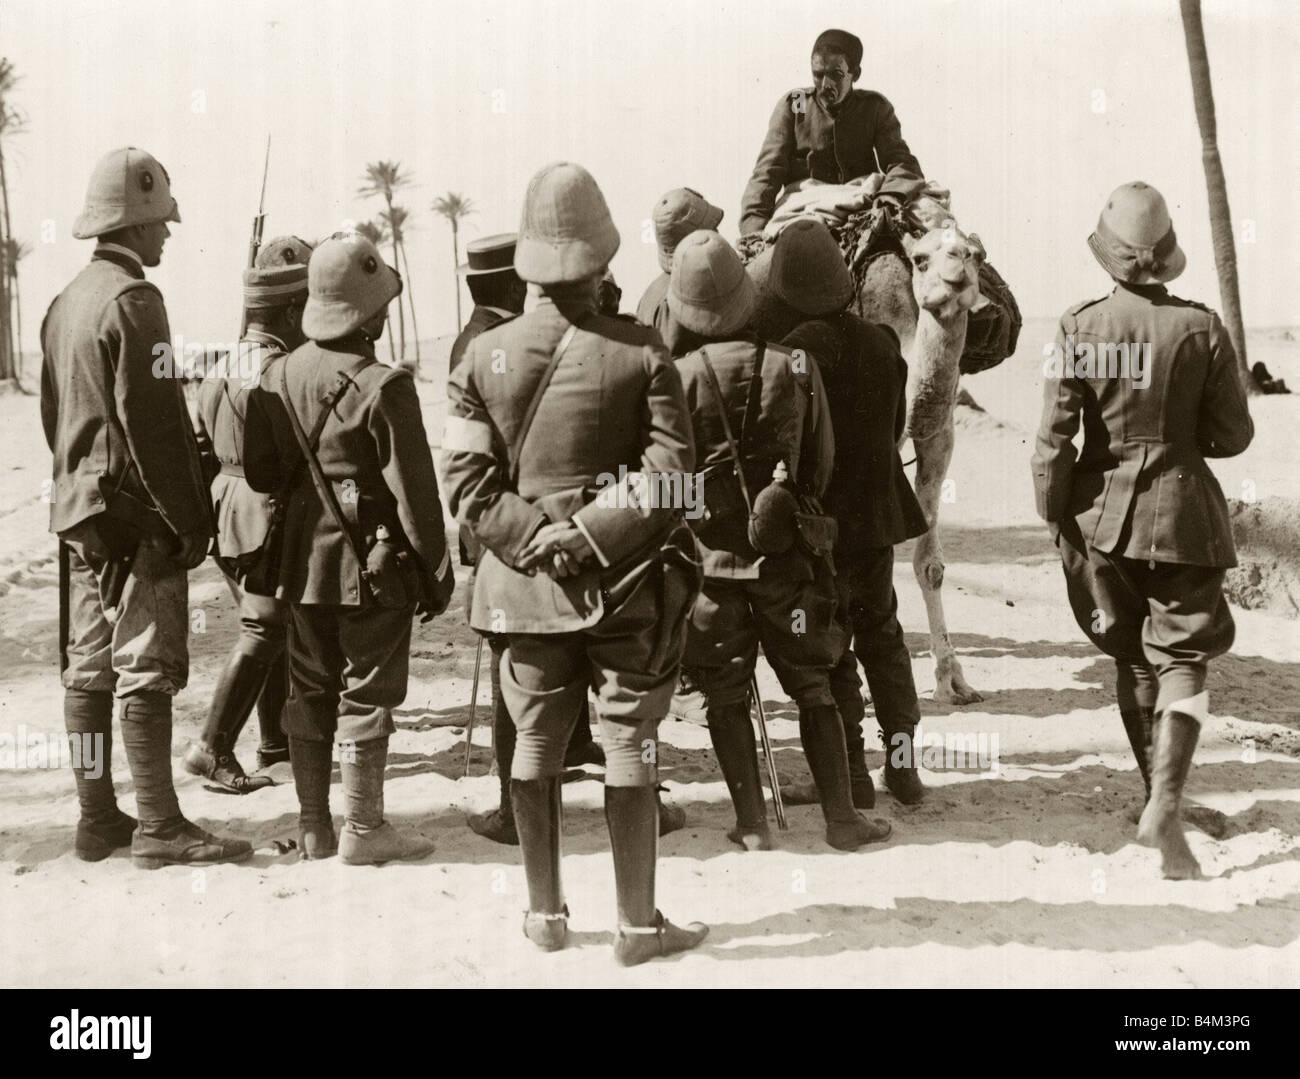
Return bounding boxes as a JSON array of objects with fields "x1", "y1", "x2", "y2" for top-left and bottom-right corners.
[
  {"x1": 1179, "y1": 0, "x2": 1256, "y2": 394},
  {"x1": 3, "y1": 236, "x2": 30, "y2": 381},
  {"x1": 0, "y1": 58, "x2": 23, "y2": 385},
  {"x1": 356, "y1": 218, "x2": 398, "y2": 366},
  {"x1": 380, "y1": 203, "x2": 422, "y2": 371},
  {"x1": 431, "y1": 192, "x2": 475, "y2": 330},
  {"x1": 358, "y1": 161, "x2": 413, "y2": 362}
]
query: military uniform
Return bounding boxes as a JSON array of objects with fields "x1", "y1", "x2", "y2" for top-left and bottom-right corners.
[
  {"x1": 1033, "y1": 283, "x2": 1251, "y2": 713},
  {"x1": 449, "y1": 303, "x2": 513, "y2": 374},
  {"x1": 442, "y1": 161, "x2": 706, "y2": 963},
  {"x1": 41, "y1": 146, "x2": 249, "y2": 868},
  {"x1": 783, "y1": 311, "x2": 929, "y2": 804},
  {"x1": 244, "y1": 233, "x2": 453, "y2": 864}
]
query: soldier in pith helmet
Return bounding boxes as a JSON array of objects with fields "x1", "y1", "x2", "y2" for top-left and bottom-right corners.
[
  {"x1": 41, "y1": 147, "x2": 250, "y2": 868},
  {"x1": 245, "y1": 232, "x2": 455, "y2": 864},
  {"x1": 1033, "y1": 181, "x2": 1253, "y2": 879}
]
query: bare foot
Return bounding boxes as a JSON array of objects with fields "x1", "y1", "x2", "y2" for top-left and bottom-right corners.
[{"x1": 1137, "y1": 800, "x2": 1202, "y2": 880}]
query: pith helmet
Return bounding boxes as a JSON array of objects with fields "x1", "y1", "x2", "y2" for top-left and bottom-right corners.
[
  {"x1": 515, "y1": 162, "x2": 620, "y2": 284},
  {"x1": 770, "y1": 218, "x2": 852, "y2": 316},
  {"x1": 668, "y1": 230, "x2": 757, "y2": 336},
  {"x1": 1087, "y1": 181, "x2": 1186, "y2": 285},
  {"x1": 73, "y1": 147, "x2": 182, "y2": 239},
  {"x1": 653, "y1": 188, "x2": 724, "y2": 273},
  {"x1": 302, "y1": 233, "x2": 403, "y2": 342},
  {"x1": 257, "y1": 235, "x2": 315, "y2": 270}
]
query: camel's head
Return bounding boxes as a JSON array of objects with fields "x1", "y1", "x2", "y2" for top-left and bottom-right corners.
[{"x1": 902, "y1": 221, "x2": 988, "y2": 321}]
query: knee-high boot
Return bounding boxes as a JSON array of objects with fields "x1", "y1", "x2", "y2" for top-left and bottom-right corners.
[
  {"x1": 65, "y1": 688, "x2": 134, "y2": 861},
  {"x1": 290, "y1": 736, "x2": 335, "y2": 859},
  {"x1": 799, "y1": 704, "x2": 892, "y2": 851},
  {"x1": 469, "y1": 674, "x2": 519, "y2": 845},
  {"x1": 705, "y1": 702, "x2": 771, "y2": 850},
  {"x1": 182, "y1": 652, "x2": 274, "y2": 793},
  {"x1": 1136, "y1": 711, "x2": 1202, "y2": 879},
  {"x1": 511, "y1": 776, "x2": 567, "y2": 950},
  {"x1": 606, "y1": 784, "x2": 708, "y2": 966},
  {"x1": 256, "y1": 654, "x2": 289, "y2": 769}
]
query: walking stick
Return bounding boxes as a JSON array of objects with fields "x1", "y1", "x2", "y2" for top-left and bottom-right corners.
[
  {"x1": 462, "y1": 635, "x2": 485, "y2": 777},
  {"x1": 751, "y1": 676, "x2": 788, "y2": 830}
]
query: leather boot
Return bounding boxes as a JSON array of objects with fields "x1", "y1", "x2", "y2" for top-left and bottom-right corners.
[
  {"x1": 290, "y1": 736, "x2": 335, "y2": 859},
  {"x1": 182, "y1": 652, "x2": 274, "y2": 794},
  {"x1": 800, "y1": 705, "x2": 892, "y2": 851},
  {"x1": 606, "y1": 785, "x2": 708, "y2": 966},
  {"x1": 121, "y1": 691, "x2": 254, "y2": 868},
  {"x1": 469, "y1": 686, "x2": 519, "y2": 845},
  {"x1": 511, "y1": 777, "x2": 568, "y2": 950},
  {"x1": 65, "y1": 689, "x2": 135, "y2": 861},
  {"x1": 338, "y1": 737, "x2": 435, "y2": 865},
  {"x1": 1136, "y1": 711, "x2": 1202, "y2": 879},
  {"x1": 706, "y1": 703, "x2": 771, "y2": 851},
  {"x1": 882, "y1": 723, "x2": 926, "y2": 805},
  {"x1": 255, "y1": 654, "x2": 290, "y2": 769},
  {"x1": 779, "y1": 689, "x2": 876, "y2": 809},
  {"x1": 1121, "y1": 706, "x2": 1154, "y2": 798}
]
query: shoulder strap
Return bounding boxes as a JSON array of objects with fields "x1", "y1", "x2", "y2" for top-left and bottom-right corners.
[
  {"x1": 508, "y1": 322, "x2": 578, "y2": 485},
  {"x1": 277, "y1": 356, "x2": 372, "y2": 566},
  {"x1": 738, "y1": 340, "x2": 765, "y2": 453},
  {"x1": 698, "y1": 346, "x2": 755, "y2": 513}
]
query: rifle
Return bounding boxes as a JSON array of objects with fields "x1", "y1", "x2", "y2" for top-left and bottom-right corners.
[
  {"x1": 238, "y1": 134, "x2": 272, "y2": 339},
  {"x1": 752, "y1": 675, "x2": 788, "y2": 830}
]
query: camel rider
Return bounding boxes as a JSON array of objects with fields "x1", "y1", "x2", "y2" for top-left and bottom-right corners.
[
  {"x1": 766, "y1": 219, "x2": 930, "y2": 807},
  {"x1": 671, "y1": 229, "x2": 892, "y2": 853},
  {"x1": 739, "y1": 28, "x2": 923, "y2": 241},
  {"x1": 1032, "y1": 181, "x2": 1253, "y2": 880},
  {"x1": 186, "y1": 235, "x2": 314, "y2": 794},
  {"x1": 637, "y1": 188, "x2": 724, "y2": 357},
  {"x1": 41, "y1": 146, "x2": 250, "y2": 868}
]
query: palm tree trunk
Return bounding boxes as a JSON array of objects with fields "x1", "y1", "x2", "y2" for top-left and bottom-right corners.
[
  {"x1": 384, "y1": 312, "x2": 397, "y2": 365},
  {"x1": 384, "y1": 196, "x2": 407, "y2": 362},
  {"x1": 0, "y1": 143, "x2": 13, "y2": 383},
  {"x1": 12, "y1": 269, "x2": 22, "y2": 385},
  {"x1": 1179, "y1": 0, "x2": 1257, "y2": 394},
  {"x1": 398, "y1": 239, "x2": 421, "y2": 370},
  {"x1": 451, "y1": 220, "x2": 462, "y2": 330}
]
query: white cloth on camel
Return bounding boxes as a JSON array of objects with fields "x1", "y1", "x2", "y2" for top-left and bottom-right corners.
[{"x1": 763, "y1": 174, "x2": 955, "y2": 241}]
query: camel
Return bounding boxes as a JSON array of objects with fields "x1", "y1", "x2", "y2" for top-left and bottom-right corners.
[{"x1": 747, "y1": 193, "x2": 990, "y2": 704}]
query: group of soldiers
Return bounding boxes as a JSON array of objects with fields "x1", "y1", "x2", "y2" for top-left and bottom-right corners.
[{"x1": 38, "y1": 26, "x2": 1253, "y2": 967}]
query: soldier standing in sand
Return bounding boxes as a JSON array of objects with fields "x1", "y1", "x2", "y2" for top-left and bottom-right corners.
[{"x1": 41, "y1": 147, "x2": 250, "y2": 868}]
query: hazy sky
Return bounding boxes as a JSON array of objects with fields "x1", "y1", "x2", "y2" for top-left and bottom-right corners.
[{"x1": 3, "y1": 0, "x2": 1297, "y2": 352}]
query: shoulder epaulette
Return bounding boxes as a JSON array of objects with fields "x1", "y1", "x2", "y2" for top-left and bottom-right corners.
[{"x1": 1065, "y1": 294, "x2": 1108, "y2": 317}]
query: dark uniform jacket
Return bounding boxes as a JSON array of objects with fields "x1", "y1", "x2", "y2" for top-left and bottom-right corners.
[
  {"x1": 783, "y1": 313, "x2": 927, "y2": 549},
  {"x1": 244, "y1": 333, "x2": 453, "y2": 607},
  {"x1": 449, "y1": 304, "x2": 513, "y2": 373},
  {"x1": 739, "y1": 87, "x2": 923, "y2": 235},
  {"x1": 1032, "y1": 284, "x2": 1253, "y2": 568},
  {"x1": 39, "y1": 248, "x2": 210, "y2": 543},
  {"x1": 194, "y1": 334, "x2": 285, "y2": 563},
  {"x1": 634, "y1": 273, "x2": 694, "y2": 359},
  {"x1": 675, "y1": 337, "x2": 834, "y2": 579},
  {"x1": 441, "y1": 297, "x2": 696, "y2": 634}
]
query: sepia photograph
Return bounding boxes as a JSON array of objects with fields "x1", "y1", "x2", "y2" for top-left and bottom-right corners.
[{"x1": 0, "y1": 0, "x2": 1296, "y2": 1020}]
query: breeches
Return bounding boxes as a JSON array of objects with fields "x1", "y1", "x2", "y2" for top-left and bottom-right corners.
[
  {"x1": 61, "y1": 520, "x2": 189, "y2": 699},
  {"x1": 283, "y1": 602, "x2": 414, "y2": 744},
  {"x1": 224, "y1": 574, "x2": 288, "y2": 663}
]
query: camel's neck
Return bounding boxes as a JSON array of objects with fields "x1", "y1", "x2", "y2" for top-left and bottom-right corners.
[
  {"x1": 904, "y1": 306, "x2": 969, "y2": 442},
  {"x1": 908, "y1": 306, "x2": 968, "y2": 375}
]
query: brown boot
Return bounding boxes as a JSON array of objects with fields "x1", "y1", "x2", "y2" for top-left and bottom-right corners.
[
  {"x1": 132, "y1": 819, "x2": 253, "y2": 870},
  {"x1": 290, "y1": 737, "x2": 336, "y2": 859},
  {"x1": 1136, "y1": 711, "x2": 1202, "y2": 880},
  {"x1": 183, "y1": 653, "x2": 276, "y2": 794},
  {"x1": 338, "y1": 738, "x2": 434, "y2": 865},
  {"x1": 706, "y1": 703, "x2": 772, "y2": 851},
  {"x1": 801, "y1": 705, "x2": 892, "y2": 851}
]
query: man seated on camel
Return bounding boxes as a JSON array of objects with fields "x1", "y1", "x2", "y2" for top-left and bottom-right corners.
[{"x1": 738, "y1": 28, "x2": 923, "y2": 241}]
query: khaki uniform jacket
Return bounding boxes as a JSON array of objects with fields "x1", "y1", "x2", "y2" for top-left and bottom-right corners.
[
  {"x1": 194, "y1": 334, "x2": 285, "y2": 562},
  {"x1": 783, "y1": 313, "x2": 927, "y2": 549},
  {"x1": 675, "y1": 337, "x2": 834, "y2": 579},
  {"x1": 449, "y1": 304, "x2": 513, "y2": 373},
  {"x1": 244, "y1": 334, "x2": 453, "y2": 606},
  {"x1": 739, "y1": 87, "x2": 923, "y2": 235},
  {"x1": 440, "y1": 298, "x2": 696, "y2": 634},
  {"x1": 40, "y1": 249, "x2": 210, "y2": 542},
  {"x1": 1032, "y1": 284, "x2": 1253, "y2": 568}
]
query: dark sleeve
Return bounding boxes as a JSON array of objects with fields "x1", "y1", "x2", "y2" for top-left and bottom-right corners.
[
  {"x1": 243, "y1": 377, "x2": 288, "y2": 494},
  {"x1": 108, "y1": 287, "x2": 211, "y2": 538},
  {"x1": 1197, "y1": 313, "x2": 1253, "y2": 458},
  {"x1": 369, "y1": 371, "x2": 454, "y2": 609},
  {"x1": 192, "y1": 381, "x2": 220, "y2": 487},
  {"x1": 1031, "y1": 317, "x2": 1085, "y2": 522},
  {"x1": 871, "y1": 95, "x2": 923, "y2": 179},
  {"x1": 739, "y1": 93, "x2": 798, "y2": 235},
  {"x1": 39, "y1": 305, "x2": 58, "y2": 452}
]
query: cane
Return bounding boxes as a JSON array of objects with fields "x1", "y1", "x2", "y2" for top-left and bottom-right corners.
[
  {"x1": 462, "y1": 636, "x2": 485, "y2": 777},
  {"x1": 751, "y1": 676, "x2": 788, "y2": 830}
]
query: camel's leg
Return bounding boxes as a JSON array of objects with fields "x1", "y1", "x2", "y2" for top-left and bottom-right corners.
[{"x1": 910, "y1": 423, "x2": 983, "y2": 705}]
